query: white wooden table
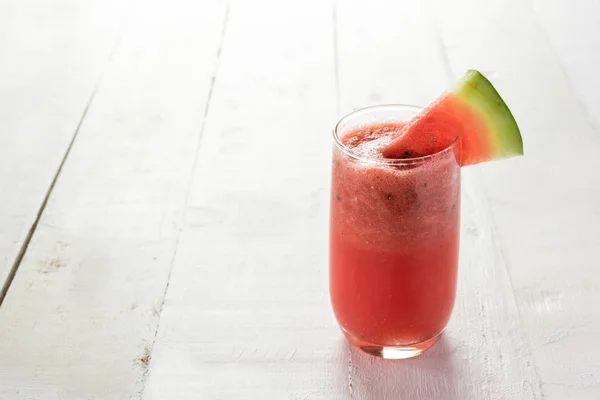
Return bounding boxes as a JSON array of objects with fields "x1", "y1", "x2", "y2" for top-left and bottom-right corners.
[{"x1": 1, "y1": 0, "x2": 599, "y2": 398}]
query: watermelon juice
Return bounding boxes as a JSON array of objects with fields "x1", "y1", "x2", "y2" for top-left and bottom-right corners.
[{"x1": 330, "y1": 105, "x2": 460, "y2": 359}]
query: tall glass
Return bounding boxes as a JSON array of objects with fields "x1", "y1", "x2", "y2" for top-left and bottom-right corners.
[{"x1": 329, "y1": 105, "x2": 461, "y2": 359}]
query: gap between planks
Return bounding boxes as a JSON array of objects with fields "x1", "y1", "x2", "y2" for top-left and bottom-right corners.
[
  {"x1": 0, "y1": 31, "x2": 126, "y2": 307},
  {"x1": 137, "y1": 5, "x2": 231, "y2": 395}
]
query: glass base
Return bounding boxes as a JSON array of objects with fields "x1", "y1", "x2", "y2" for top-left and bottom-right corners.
[{"x1": 342, "y1": 328, "x2": 443, "y2": 359}]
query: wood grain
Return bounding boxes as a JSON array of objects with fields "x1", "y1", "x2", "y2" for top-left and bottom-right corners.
[{"x1": 0, "y1": 1, "x2": 227, "y2": 398}]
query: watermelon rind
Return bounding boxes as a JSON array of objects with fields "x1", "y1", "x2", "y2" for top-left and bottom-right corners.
[{"x1": 454, "y1": 70, "x2": 524, "y2": 158}]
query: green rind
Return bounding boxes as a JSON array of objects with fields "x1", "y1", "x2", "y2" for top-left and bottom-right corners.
[{"x1": 453, "y1": 70, "x2": 524, "y2": 158}]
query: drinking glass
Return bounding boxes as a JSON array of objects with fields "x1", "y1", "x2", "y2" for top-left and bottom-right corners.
[{"x1": 330, "y1": 105, "x2": 461, "y2": 359}]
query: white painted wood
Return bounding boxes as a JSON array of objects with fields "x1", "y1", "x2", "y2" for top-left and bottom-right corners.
[
  {"x1": 0, "y1": 0, "x2": 128, "y2": 287},
  {"x1": 145, "y1": 1, "x2": 540, "y2": 399},
  {"x1": 0, "y1": 1, "x2": 227, "y2": 398},
  {"x1": 1, "y1": 0, "x2": 599, "y2": 398},
  {"x1": 530, "y1": 0, "x2": 600, "y2": 129},
  {"x1": 335, "y1": 0, "x2": 451, "y2": 111},
  {"x1": 433, "y1": 0, "x2": 600, "y2": 398},
  {"x1": 142, "y1": 2, "x2": 342, "y2": 399}
]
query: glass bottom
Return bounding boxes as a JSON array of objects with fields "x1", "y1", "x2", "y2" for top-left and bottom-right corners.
[{"x1": 342, "y1": 328, "x2": 443, "y2": 359}]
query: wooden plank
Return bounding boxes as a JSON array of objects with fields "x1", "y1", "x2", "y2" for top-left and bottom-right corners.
[
  {"x1": 336, "y1": 0, "x2": 451, "y2": 111},
  {"x1": 0, "y1": 0, "x2": 128, "y2": 291},
  {"x1": 433, "y1": 0, "x2": 600, "y2": 398},
  {"x1": 143, "y1": 2, "x2": 341, "y2": 399},
  {"x1": 531, "y1": 0, "x2": 600, "y2": 129},
  {"x1": 0, "y1": 1, "x2": 227, "y2": 398},
  {"x1": 145, "y1": 1, "x2": 540, "y2": 399}
]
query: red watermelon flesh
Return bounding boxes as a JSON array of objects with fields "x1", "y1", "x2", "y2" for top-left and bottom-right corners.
[{"x1": 382, "y1": 70, "x2": 523, "y2": 166}]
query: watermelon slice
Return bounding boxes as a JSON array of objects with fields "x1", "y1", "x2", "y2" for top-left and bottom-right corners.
[{"x1": 382, "y1": 70, "x2": 523, "y2": 166}]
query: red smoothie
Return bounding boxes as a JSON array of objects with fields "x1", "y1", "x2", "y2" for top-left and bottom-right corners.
[{"x1": 330, "y1": 121, "x2": 460, "y2": 349}]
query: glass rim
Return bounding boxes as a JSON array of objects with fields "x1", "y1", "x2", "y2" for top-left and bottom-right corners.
[{"x1": 332, "y1": 104, "x2": 459, "y2": 165}]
